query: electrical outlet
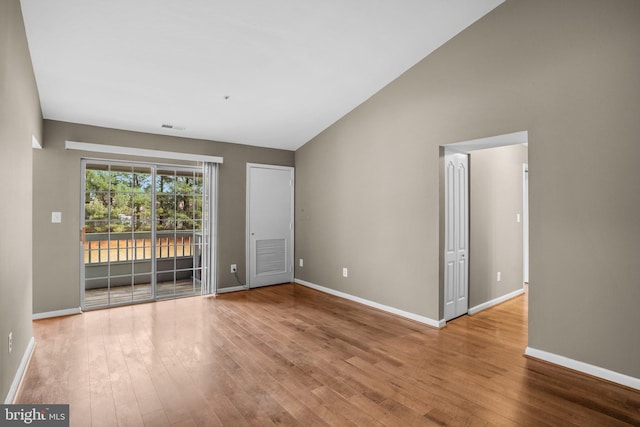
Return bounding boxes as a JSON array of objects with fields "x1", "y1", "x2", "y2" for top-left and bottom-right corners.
[
  {"x1": 8, "y1": 332, "x2": 12, "y2": 354},
  {"x1": 342, "y1": 268, "x2": 348, "y2": 278},
  {"x1": 497, "y1": 272, "x2": 501, "y2": 282},
  {"x1": 230, "y1": 264, "x2": 237, "y2": 273},
  {"x1": 299, "y1": 258, "x2": 304, "y2": 267}
]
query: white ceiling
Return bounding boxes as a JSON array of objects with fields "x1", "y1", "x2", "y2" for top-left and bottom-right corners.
[{"x1": 20, "y1": 0, "x2": 503, "y2": 151}]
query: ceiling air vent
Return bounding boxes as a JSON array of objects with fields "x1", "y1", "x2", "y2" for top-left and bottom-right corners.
[{"x1": 161, "y1": 124, "x2": 186, "y2": 131}]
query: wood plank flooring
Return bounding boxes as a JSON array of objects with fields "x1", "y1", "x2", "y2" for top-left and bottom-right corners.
[{"x1": 17, "y1": 283, "x2": 640, "y2": 426}]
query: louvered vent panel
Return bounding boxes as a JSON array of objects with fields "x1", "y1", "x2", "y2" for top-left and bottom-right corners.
[{"x1": 256, "y1": 239, "x2": 286, "y2": 275}]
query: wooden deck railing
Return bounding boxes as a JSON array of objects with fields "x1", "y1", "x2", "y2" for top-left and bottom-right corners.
[{"x1": 83, "y1": 231, "x2": 199, "y2": 264}]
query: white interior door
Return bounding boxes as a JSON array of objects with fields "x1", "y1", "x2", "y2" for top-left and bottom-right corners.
[
  {"x1": 247, "y1": 164, "x2": 294, "y2": 288},
  {"x1": 444, "y1": 152, "x2": 469, "y2": 321}
]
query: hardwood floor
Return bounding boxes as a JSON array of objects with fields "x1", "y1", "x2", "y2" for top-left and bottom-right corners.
[{"x1": 17, "y1": 283, "x2": 640, "y2": 426}]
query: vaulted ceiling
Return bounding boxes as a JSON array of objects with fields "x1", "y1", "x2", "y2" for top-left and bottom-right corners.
[{"x1": 21, "y1": 0, "x2": 503, "y2": 150}]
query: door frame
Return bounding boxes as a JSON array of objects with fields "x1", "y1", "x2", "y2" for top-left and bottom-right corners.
[
  {"x1": 523, "y1": 163, "x2": 529, "y2": 284},
  {"x1": 439, "y1": 131, "x2": 529, "y2": 325},
  {"x1": 245, "y1": 163, "x2": 295, "y2": 288}
]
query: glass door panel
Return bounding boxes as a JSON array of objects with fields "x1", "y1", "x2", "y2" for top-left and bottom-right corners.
[
  {"x1": 155, "y1": 168, "x2": 203, "y2": 298},
  {"x1": 131, "y1": 166, "x2": 153, "y2": 301},
  {"x1": 83, "y1": 162, "x2": 154, "y2": 309}
]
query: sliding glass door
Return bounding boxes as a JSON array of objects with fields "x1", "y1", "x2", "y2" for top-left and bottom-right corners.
[{"x1": 81, "y1": 160, "x2": 209, "y2": 310}]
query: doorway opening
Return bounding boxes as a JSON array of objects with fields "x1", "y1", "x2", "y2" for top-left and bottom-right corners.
[{"x1": 440, "y1": 131, "x2": 529, "y2": 323}]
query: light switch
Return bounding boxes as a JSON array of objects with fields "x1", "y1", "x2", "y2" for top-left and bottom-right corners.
[{"x1": 51, "y1": 212, "x2": 62, "y2": 223}]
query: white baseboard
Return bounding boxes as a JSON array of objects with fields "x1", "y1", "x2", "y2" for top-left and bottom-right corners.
[
  {"x1": 525, "y1": 347, "x2": 640, "y2": 391},
  {"x1": 33, "y1": 307, "x2": 82, "y2": 320},
  {"x1": 468, "y1": 287, "x2": 525, "y2": 315},
  {"x1": 294, "y1": 278, "x2": 444, "y2": 328},
  {"x1": 215, "y1": 285, "x2": 248, "y2": 294},
  {"x1": 4, "y1": 336, "x2": 35, "y2": 404}
]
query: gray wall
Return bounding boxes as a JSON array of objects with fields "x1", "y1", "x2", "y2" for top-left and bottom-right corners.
[
  {"x1": 33, "y1": 120, "x2": 293, "y2": 314},
  {"x1": 0, "y1": 0, "x2": 42, "y2": 401},
  {"x1": 469, "y1": 144, "x2": 527, "y2": 308},
  {"x1": 295, "y1": 0, "x2": 640, "y2": 378}
]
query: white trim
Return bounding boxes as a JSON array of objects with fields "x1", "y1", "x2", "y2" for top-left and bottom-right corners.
[
  {"x1": 468, "y1": 287, "x2": 525, "y2": 315},
  {"x1": 295, "y1": 279, "x2": 444, "y2": 328},
  {"x1": 524, "y1": 347, "x2": 640, "y2": 391},
  {"x1": 33, "y1": 307, "x2": 82, "y2": 320},
  {"x1": 32, "y1": 135, "x2": 42, "y2": 149},
  {"x1": 523, "y1": 163, "x2": 529, "y2": 284},
  {"x1": 4, "y1": 337, "x2": 35, "y2": 404},
  {"x1": 65, "y1": 140, "x2": 223, "y2": 164},
  {"x1": 215, "y1": 285, "x2": 248, "y2": 294},
  {"x1": 443, "y1": 130, "x2": 528, "y2": 153}
]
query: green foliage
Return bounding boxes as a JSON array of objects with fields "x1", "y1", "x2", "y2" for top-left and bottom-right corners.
[{"x1": 84, "y1": 167, "x2": 203, "y2": 233}]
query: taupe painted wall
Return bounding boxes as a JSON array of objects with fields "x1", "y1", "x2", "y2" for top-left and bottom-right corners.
[
  {"x1": 0, "y1": 0, "x2": 42, "y2": 401},
  {"x1": 295, "y1": 0, "x2": 640, "y2": 378},
  {"x1": 469, "y1": 144, "x2": 527, "y2": 308},
  {"x1": 33, "y1": 120, "x2": 293, "y2": 314}
]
